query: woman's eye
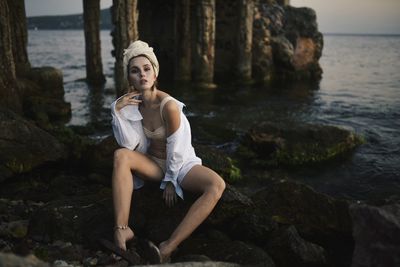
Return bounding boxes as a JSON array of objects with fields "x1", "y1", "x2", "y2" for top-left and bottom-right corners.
[
  {"x1": 144, "y1": 67, "x2": 151, "y2": 72},
  {"x1": 130, "y1": 69, "x2": 138, "y2": 74}
]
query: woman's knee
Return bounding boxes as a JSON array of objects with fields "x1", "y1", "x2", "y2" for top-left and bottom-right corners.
[
  {"x1": 113, "y1": 148, "x2": 133, "y2": 168},
  {"x1": 207, "y1": 175, "x2": 226, "y2": 200}
]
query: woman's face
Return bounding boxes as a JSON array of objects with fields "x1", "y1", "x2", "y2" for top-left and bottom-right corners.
[{"x1": 128, "y1": 56, "x2": 156, "y2": 91}]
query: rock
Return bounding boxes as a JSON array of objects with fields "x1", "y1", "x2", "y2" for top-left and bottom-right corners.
[
  {"x1": 24, "y1": 67, "x2": 64, "y2": 99},
  {"x1": 266, "y1": 225, "x2": 327, "y2": 267},
  {"x1": 46, "y1": 125, "x2": 95, "y2": 162},
  {"x1": 0, "y1": 220, "x2": 29, "y2": 239},
  {"x1": 177, "y1": 231, "x2": 276, "y2": 267},
  {"x1": 237, "y1": 121, "x2": 364, "y2": 167},
  {"x1": 136, "y1": 262, "x2": 240, "y2": 267},
  {"x1": 270, "y1": 35, "x2": 294, "y2": 69},
  {"x1": 132, "y1": 184, "x2": 253, "y2": 243},
  {"x1": 24, "y1": 96, "x2": 71, "y2": 123},
  {"x1": 17, "y1": 67, "x2": 71, "y2": 125},
  {"x1": 194, "y1": 144, "x2": 242, "y2": 184},
  {"x1": 28, "y1": 193, "x2": 114, "y2": 246},
  {"x1": 28, "y1": 184, "x2": 252, "y2": 247},
  {"x1": 0, "y1": 109, "x2": 66, "y2": 182},
  {"x1": 224, "y1": 206, "x2": 278, "y2": 245},
  {"x1": 252, "y1": 3, "x2": 275, "y2": 83},
  {"x1": 252, "y1": 179, "x2": 354, "y2": 266},
  {"x1": 255, "y1": 4, "x2": 323, "y2": 81},
  {"x1": 350, "y1": 203, "x2": 400, "y2": 267},
  {"x1": 0, "y1": 252, "x2": 49, "y2": 267},
  {"x1": 85, "y1": 135, "x2": 119, "y2": 178}
]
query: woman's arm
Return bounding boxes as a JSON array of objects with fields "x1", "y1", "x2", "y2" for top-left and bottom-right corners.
[{"x1": 163, "y1": 101, "x2": 181, "y2": 136}]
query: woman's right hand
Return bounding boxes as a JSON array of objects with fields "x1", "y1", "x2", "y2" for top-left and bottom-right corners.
[{"x1": 115, "y1": 91, "x2": 142, "y2": 111}]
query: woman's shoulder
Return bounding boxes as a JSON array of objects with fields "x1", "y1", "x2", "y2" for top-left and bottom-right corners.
[{"x1": 156, "y1": 89, "x2": 171, "y2": 100}]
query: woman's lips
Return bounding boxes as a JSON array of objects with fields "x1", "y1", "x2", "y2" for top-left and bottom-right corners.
[{"x1": 140, "y1": 79, "x2": 148, "y2": 85}]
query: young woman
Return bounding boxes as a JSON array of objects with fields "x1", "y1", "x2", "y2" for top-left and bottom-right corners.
[{"x1": 110, "y1": 40, "x2": 225, "y2": 262}]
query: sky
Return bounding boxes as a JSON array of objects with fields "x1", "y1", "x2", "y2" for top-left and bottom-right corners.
[
  {"x1": 291, "y1": 0, "x2": 400, "y2": 34},
  {"x1": 25, "y1": 0, "x2": 400, "y2": 35}
]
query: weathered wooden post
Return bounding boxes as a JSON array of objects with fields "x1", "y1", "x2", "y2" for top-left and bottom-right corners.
[
  {"x1": 193, "y1": 0, "x2": 216, "y2": 88},
  {"x1": 235, "y1": 0, "x2": 254, "y2": 83},
  {"x1": 111, "y1": 0, "x2": 139, "y2": 96},
  {"x1": 174, "y1": 0, "x2": 191, "y2": 82},
  {"x1": 83, "y1": 0, "x2": 106, "y2": 85},
  {"x1": 0, "y1": 1, "x2": 22, "y2": 112},
  {"x1": 8, "y1": 0, "x2": 30, "y2": 77}
]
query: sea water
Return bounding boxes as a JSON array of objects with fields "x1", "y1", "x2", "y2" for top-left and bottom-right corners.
[{"x1": 27, "y1": 30, "x2": 400, "y2": 201}]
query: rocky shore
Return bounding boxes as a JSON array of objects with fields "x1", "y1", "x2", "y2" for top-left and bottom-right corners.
[
  {"x1": 1, "y1": 1, "x2": 399, "y2": 265},
  {"x1": 1, "y1": 72, "x2": 399, "y2": 267}
]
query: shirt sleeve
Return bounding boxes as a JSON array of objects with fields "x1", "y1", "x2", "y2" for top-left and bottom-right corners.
[
  {"x1": 160, "y1": 112, "x2": 192, "y2": 199},
  {"x1": 111, "y1": 100, "x2": 144, "y2": 151}
]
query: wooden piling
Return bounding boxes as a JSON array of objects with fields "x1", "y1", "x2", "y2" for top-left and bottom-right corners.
[
  {"x1": 83, "y1": 0, "x2": 106, "y2": 85},
  {"x1": 235, "y1": 0, "x2": 254, "y2": 83},
  {"x1": 111, "y1": 0, "x2": 139, "y2": 96},
  {"x1": 174, "y1": 0, "x2": 191, "y2": 81},
  {"x1": 193, "y1": 0, "x2": 216, "y2": 88}
]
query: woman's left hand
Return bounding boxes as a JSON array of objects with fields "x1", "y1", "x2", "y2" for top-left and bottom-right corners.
[{"x1": 163, "y1": 182, "x2": 177, "y2": 207}]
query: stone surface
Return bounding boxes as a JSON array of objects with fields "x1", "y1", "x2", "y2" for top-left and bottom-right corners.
[
  {"x1": 237, "y1": 121, "x2": 364, "y2": 167},
  {"x1": 350, "y1": 203, "x2": 400, "y2": 267},
  {"x1": 177, "y1": 231, "x2": 276, "y2": 267},
  {"x1": 266, "y1": 225, "x2": 327, "y2": 267},
  {"x1": 0, "y1": 252, "x2": 49, "y2": 267},
  {"x1": 0, "y1": 109, "x2": 66, "y2": 182},
  {"x1": 252, "y1": 179, "x2": 354, "y2": 266},
  {"x1": 24, "y1": 67, "x2": 64, "y2": 99}
]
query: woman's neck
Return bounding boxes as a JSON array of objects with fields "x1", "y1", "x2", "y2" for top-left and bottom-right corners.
[{"x1": 141, "y1": 88, "x2": 157, "y2": 108}]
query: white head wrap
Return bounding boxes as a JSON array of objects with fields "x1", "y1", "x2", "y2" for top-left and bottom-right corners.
[{"x1": 123, "y1": 40, "x2": 160, "y2": 81}]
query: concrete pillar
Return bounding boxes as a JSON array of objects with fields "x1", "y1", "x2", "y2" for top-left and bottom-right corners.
[
  {"x1": 193, "y1": 0, "x2": 216, "y2": 88},
  {"x1": 174, "y1": 0, "x2": 191, "y2": 81},
  {"x1": 235, "y1": 0, "x2": 254, "y2": 82},
  {"x1": 83, "y1": 0, "x2": 106, "y2": 85},
  {"x1": 111, "y1": 0, "x2": 139, "y2": 96}
]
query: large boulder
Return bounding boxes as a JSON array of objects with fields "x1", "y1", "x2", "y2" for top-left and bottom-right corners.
[
  {"x1": 350, "y1": 203, "x2": 400, "y2": 267},
  {"x1": 28, "y1": 192, "x2": 114, "y2": 247},
  {"x1": 23, "y1": 67, "x2": 64, "y2": 99},
  {"x1": 237, "y1": 122, "x2": 363, "y2": 168},
  {"x1": 176, "y1": 231, "x2": 276, "y2": 267},
  {"x1": 194, "y1": 144, "x2": 242, "y2": 184},
  {"x1": 17, "y1": 67, "x2": 71, "y2": 125},
  {"x1": 253, "y1": 3, "x2": 323, "y2": 81},
  {"x1": 28, "y1": 184, "x2": 252, "y2": 247},
  {"x1": 252, "y1": 179, "x2": 354, "y2": 267},
  {"x1": 265, "y1": 225, "x2": 327, "y2": 267},
  {"x1": 0, "y1": 109, "x2": 66, "y2": 182}
]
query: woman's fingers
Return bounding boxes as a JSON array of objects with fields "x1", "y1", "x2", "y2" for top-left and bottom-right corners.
[
  {"x1": 118, "y1": 92, "x2": 142, "y2": 108},
  {"x1": 163, "y1": 186, "x2": 177, "y2": 208}
]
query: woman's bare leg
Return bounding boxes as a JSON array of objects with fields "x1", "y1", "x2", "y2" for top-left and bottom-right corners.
[
  {"x1": 112, "y1": 148, "x2": 164, "y2": 250},
  {"x1": 158, "y1": 165, "x2": 225, "y2": 261}
]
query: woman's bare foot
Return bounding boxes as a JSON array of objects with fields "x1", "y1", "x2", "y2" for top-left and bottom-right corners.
[
  {"x1": 158, "y1": 240, "x2": 176, "y2": 263},
  {"x1": 114, "y1": 227, "x2": 134, "y2": 250}
]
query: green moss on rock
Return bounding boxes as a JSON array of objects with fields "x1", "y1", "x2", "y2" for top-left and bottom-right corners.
[{"x1": 237, "y1": 122, "x2": 364, "y2": 168}]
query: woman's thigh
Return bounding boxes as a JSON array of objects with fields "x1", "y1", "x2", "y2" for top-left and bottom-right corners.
[
  {"x1": 115, "y1": 148, "x2": 164, "y2": 182},
  {"x1": 180, "y1": 165, "x2": 223, "y2": 193}
]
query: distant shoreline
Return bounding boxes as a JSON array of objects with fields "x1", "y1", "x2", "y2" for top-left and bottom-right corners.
[{"x1": 27, "y1": 29, "x2": 400, "y2": 37}]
